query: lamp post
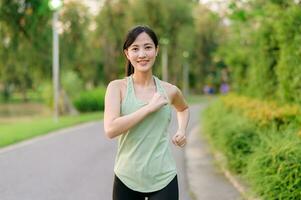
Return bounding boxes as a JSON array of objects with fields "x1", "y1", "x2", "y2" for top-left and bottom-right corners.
[
  {"x1": 49, "y1": 0, "x2": 63, "y2": 122},
  {"x1": 160, "y1": 38, "x2": 169, "y2": 82},
  {"x1": 182, "y1": 51, "x2": 190, "y2": 97}
]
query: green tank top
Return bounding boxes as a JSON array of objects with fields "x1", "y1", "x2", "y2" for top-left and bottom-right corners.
[{"x1": 114, "y1": 75, "x2": 177, "y2": 192}]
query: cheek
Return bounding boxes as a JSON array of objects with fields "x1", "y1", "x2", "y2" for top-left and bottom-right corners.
[
  {"x1": 127, "y1": 52, "x2": 137, "y2": 61},
  {"x1": 148, "y1": 51, "x2": 157, "y2": 58}
]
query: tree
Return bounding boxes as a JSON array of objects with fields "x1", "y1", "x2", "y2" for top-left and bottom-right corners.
[
  {"x1": 0, "y1": 0, "x2": 52, "y2": 101},
  {"x1": 60, "y1": 2, "x2": 101, "y2": 88}
]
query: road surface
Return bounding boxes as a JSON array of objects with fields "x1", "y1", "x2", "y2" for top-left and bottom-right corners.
[{"x1": 0, "y1": 104, "x2": 202, "y2": 200}]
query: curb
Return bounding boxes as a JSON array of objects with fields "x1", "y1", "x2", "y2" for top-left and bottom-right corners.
[
  {"x1": 212, "y1": 151, "x2": 261, "y2": 200},
  {"x1": 185, "y1": 125, "x2": 200, "y2": 200},
  {"x1": 186, "y1": 125, "x2": 261, "y2": 200}
]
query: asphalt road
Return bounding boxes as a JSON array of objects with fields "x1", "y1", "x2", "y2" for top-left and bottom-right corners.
[{"x1": 0, "y1": 104, "x2": 201, "y2": 200}]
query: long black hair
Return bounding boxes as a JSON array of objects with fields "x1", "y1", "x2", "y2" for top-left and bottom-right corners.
[{"x1": 123, "y1": 25, "x2": 159, "y2": 76}]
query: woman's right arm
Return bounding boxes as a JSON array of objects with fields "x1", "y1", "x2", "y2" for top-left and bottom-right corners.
[{"x1": 104, "y1": 80, "x2": 167, "y2": 139}]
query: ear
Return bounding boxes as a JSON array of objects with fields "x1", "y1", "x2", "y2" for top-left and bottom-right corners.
[{"x1": 124, "y1": 49, "x2": 130, "y2": 60}]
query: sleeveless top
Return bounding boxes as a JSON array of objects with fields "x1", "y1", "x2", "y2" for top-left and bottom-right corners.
[{"x1": 114, "y1": 75, "x2": 177, "y2": 192}]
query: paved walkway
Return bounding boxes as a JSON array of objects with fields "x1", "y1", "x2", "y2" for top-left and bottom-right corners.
[
  {"x1": 0, "y1": 103, "x2": 243, "y2": 200},
  {"x1": 185, "y1": 124, "x2": 242, "y2": 200}
]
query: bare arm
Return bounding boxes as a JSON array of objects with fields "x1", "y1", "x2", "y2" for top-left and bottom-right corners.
[
  {"x1": 171, "y1": 86, "x2": 190, "y2": 147},
  {"x1": 176, "y1": 109, "x2": 190, "y2": 132},
  {"x1": 104, "y1": 80, "x2": 168, "y2": 139}
]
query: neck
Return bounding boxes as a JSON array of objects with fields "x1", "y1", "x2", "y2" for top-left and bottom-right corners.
[{"x1": 132, "y1": 71, "x2": 154, "y2": 87}]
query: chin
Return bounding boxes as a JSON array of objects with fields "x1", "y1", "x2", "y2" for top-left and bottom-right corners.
[
  {"x1": 134, "y1": 64, "x2": 152, "y2": 70},
  {"x1": 135, "y1": 66, "x2": 152, "y2": 73}
]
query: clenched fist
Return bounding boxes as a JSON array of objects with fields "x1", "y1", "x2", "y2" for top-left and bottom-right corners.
[
  {"x1": 172, "y1": 130, "x2": 187, "y2": 148},
  {"x1": 146, "y1": 92, "x2": 168, "y2": 113}
]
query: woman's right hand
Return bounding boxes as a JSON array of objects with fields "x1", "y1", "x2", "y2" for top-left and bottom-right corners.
[{"x1": 147, "y1": 92, "x2": 168, "y2": 113}]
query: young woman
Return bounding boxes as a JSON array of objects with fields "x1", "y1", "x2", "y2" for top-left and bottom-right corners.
[{"x1": 104, "y1": 25, "x2": 190, "y2": 200}]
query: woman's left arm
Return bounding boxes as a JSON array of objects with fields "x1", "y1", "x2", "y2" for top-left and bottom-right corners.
[{"x1": 170, "y1": 85, "x2": 190, "y2": 148}]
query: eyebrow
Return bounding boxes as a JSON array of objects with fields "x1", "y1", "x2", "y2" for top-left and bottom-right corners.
[{"x1": 130, "y1": 43, "x2": 154, "y2": 47}]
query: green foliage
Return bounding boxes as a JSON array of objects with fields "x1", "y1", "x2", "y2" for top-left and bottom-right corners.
[
  {"x1": 203, "y1": 99, "x2": 259, "y2": 173},
  {"x1": 1, "y1": 0, "x2": 223, "y2": 102},
  {"x1": 73, "y1": 87, "x2": 106, "y2": 112},
  {"x1": 0, "y1": 0, "x2": 52, "y2": 101},
  {"x1": 95, "y1": 0, "x2": 131, "y2": 82},
  {"x1": 218, "y1": 0, "x2": 301, "y2": 105},
  {"x1": 275, "y1": 5, "x2": 301, "y2": 104},
  {"x1": 192, "y1": 5, "x2": 222, "y2": 90},
  {"x1": 246, "y1": 22, "x2": 279, "y2": 98},
  {"x1": 38, "y1": 81, "x2": 53, "y2": 107},
  {"x1": 204, "y1": 97, "x2": 301, "y2": 199},
  {"x1": 60, "y1": 2, "x2": 102, "y2": 86},
  {"x1": 61, "y1": 70, "x2": 84, "y2": 100},
  {"x1": 246, "y1": 129, "x2": 301, "y2": 199}
]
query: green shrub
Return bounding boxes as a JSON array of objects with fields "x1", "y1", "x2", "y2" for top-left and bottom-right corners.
[
  {"x1": 61, "y1": 70, "x2": 84, "y2": 100},
  {"x1": 203, "y1": 100, "x2": 259, "y2": 174},
  {"x1": 222, "y1": 122, "x2": 259, "y2": 174},
  {"x1": 38, "y1": 81, "x2": 53, "y2": 107},
  {"x1": 246, "y1": 129, "x2": 301, "y2": 200},
  {"x1": 203, "y1": 97, "x2": 301, "y2": 199},
  {"x1": 73, "y1": 87, "x2": 105, "y2": 112}
]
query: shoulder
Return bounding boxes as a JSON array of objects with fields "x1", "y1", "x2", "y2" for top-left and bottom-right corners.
[
  {"x1": 106, "y1": 78, "x2": 127, "y2": 95},
  {"x1": 107, "y1": 78, "x2": 127, "y2": 89},
  {"x1": 158, "y1": 79, "x2": 181, "y2": 102},
  {"x1": 106, "y1": 78, "x2": 129, "y2": 102},
  {"x1": 160, "y1": 81, "x2": 178, "y2": 94},
  {"x1": 157, "y1": 78, "x2": 188, "y2": 111}
]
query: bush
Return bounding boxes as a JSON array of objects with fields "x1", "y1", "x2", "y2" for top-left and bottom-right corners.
[
  {"x1": 203, "y1": 95, "x2": 301, "y2": 199},
  {"x1": 221, "y1": 94, "x2": 300, "y2": 126},
  {"x1": 73, "y1": 87, "x2": 105, "y2": 112},
  {"x1": 246, "y1": 129, "x2": 301, "y2": 200},
  {"x1": 61, "y1": 70, "x2": 84, "y2": 100},
  {"x1": 38, "y1": 81, "x2": 53, "y2": 107},
  {"x1": 203, "y1": 99, "x2": 259, "y2": 174}
]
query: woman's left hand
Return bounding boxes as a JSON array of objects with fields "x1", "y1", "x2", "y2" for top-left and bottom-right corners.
[{"x1": 172, "y1": 130, "x2": 187, "y2": 148}]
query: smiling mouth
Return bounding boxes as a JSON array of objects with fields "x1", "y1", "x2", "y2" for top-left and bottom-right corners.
[{"x1": 138, "y1": 60, "x2": 149, "y2": 64}]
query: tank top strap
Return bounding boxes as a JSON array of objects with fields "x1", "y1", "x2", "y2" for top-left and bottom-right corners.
[
  {"x1": 153, "y1": 76, "x2": 170, "y2": 102},
  {"x1": 127, "y1": 75, "x2": 133, "y2": 93},
  {"x1": 123, "y1": 76, "x2": 134, "y2": 104}
]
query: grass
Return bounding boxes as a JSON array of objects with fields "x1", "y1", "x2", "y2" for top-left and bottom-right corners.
[{"x1": 0, "y1": 112, "x2": 103, "y2": 148}]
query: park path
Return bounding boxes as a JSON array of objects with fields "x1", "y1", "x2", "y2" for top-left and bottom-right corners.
[
  {"x1": 185, "y1": 104, "x2": 242, "y2": 200},
  {"x1": 0, "y1": 103, "x2": 241, "y2": 200},
  {"x1": 0, "y1": 104, "x2": 201, "y2": 200}
]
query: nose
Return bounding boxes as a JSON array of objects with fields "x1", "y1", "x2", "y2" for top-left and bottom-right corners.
[{"x1": 138, "y1": 50, "x2": 146, "y2": 58}]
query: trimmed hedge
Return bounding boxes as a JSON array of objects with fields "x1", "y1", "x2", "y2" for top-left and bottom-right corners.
[
  {"x1": 203, "y1": 95, "x2": 301, "y2": 199},
  {"x1": 73, "y1": 87, "x2": 105, "y2": 112}
]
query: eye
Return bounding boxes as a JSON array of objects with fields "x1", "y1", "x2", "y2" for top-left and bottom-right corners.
[
  {"x1": 131, "y1": 47, "x2": 138, "y2": 51},
  {"x1": 145, "y1": 46, "x2": 153, "y2": 50}
]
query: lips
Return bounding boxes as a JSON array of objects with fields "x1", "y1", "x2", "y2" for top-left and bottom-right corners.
[{"x1": 137, "y1": 60, "x2": 149, "y2": 65}]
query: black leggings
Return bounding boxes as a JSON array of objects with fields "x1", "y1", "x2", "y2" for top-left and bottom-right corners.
[{"x1": 113, "y1": 175, "x2": 179, "y2": 200}]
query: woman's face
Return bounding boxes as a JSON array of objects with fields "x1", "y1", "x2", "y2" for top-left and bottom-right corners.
[{"x1": 124, "y1": 32, "x2": 158, "y2": 73}]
